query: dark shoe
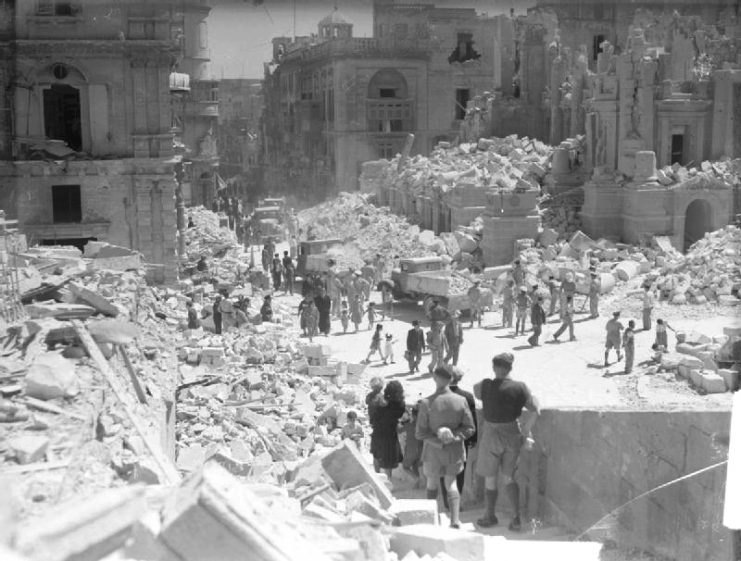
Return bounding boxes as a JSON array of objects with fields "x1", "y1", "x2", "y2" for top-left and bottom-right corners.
[
  {"x1": 476, "y1": 515, "x2": 498, "y2": 528},
  {"x1": 450, "y1": 523, "x2": 460, "y2": 529},
  {"x1": 508, "y1": 516, "x2": 522, "y2": 532},
  {"x1": 570, "y1": 337, "x2": 577, "y2": 341}
]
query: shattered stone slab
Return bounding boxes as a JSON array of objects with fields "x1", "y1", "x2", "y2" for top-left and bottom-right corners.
[{"x1": 321, "y1": 441, "x2": 394, "y2": 509}]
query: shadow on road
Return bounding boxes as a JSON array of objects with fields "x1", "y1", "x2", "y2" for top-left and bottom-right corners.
[{"x1": 512, "y1": 345, "x2": 534, "y2": 351}]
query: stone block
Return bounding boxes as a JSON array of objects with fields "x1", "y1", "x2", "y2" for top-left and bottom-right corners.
[
  {"x1": 389, "y1": 499, "x2": 439, "y2": 526},
  {"x1": 199, "y1": 348, "x2": 226, "y2": 368},
  {"x1": 676, "y1": 343, "x2": 701, "y2": 357},
  {"x1": 689, "y1": 369, "x2": 704, "y2": 388},
  {"x1": 718, "y1": 369, "x2": 739, "y2": 392},
  {"x1": 321, "y1": 441, "x2": 394, "y2": 509},
  {"x1": 344, "y1": 491, "x2": 395, "y2": 524},
  {"x1": 160, "y1": 463, "x2": 330, "y2": 561},
  {"x1": 696, "y1": 351, "x2": 717, "y2": 372},
  {"x1": 389, "y1": 525, "x2": 486, "y2": 561},
  {"x1": 69, "y1": 282, "x2": 119, "y2": 317},
  {"x1": 25, "y1": 353, "x2": 80, "y2": 400},
  {"x1": 10, "y1": 435, "x2": 49, "y2": 464},
  {"x1": 335, "y1": 522, "x2": 388, "y2": 561},
  {"x1": 700, "y1": 372, "x2": 727, "y2": 394},
  {"x1": 15, "y1": 487, "x2": 148, "y2": 561}
]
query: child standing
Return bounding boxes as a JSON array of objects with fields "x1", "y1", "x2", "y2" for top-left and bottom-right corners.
[
  {"x1": 364, "y1": 324, "x2": 384, "y2": 363},
  {"x1": 340, "y1": 410, "x2": 364, "y2": 448},
  {"x1": 382, "y1": 333, "x2": 396, "y2": 365},
  {"x1": 340, "y1": 299, "x2": 350, "y2": 334},
  {"x1": 305, "y1": 300, "x2": 319, "y2": 342},
  {"x1": 623, "y1": 320, "x2": 636, "y2": 374},
  {"x1": 366, "y1": 302, "x2": 377, "y2": 330}
]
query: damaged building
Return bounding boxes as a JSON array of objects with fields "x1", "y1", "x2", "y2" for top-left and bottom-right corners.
[
  {"x1": 262, "y1": 1, "x2": 514, "y2": 199},
  {"x1": 0, "y1": 0, "x2": 218, "y2": 284}
]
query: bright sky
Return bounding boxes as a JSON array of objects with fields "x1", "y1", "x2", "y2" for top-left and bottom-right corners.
[{"x1": 207, "y1": 0, "x2": 531, "y2": 79}]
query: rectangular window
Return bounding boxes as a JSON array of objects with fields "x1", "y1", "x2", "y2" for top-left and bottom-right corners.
[
  {"x1": 593, "y1": 34, "x2": 606, "y2": 61},
  {"x1": 393, "y1": 23, "x2": 408, "y2": 36},
  {"x1": 52, "y1": 185, "x2": 82, "y2": 224},
  {"x1": 43, "y1": 84, "x2": 82, "y2": 151},
  {"x1": 455, "y1": 88, "x2": 470, "y2": 120},
  {"x1": 379, "y1": 88, "x2": 396, "y2": 99},
  {"x1": 378, "y1": 143, "x2": 395, "y2": 159},
  {"x1": 671, "y1": 134, "x2": 685, "y2": 165}
]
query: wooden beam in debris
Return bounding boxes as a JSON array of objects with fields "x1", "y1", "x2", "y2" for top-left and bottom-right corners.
[{"x1": 72, "y1": 321, "x2": 179, "y2": 485}]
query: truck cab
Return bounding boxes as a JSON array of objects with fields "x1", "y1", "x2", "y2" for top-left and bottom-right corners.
[{"x1": 296, "y1": 238, "x2": 343, "y2": 277}]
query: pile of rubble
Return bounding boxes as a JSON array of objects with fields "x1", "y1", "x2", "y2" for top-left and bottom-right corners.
[
  {"x1": 652, "y1": 159, "x2": 740, "y2": 189},
  {"x1": 538, "y1": 188, "x2": 585, "y2": 239},
  {"x1": 183, "y1": 205, "x2": 239, "y2": 260},
  {"x1": 377, "y1": 135, "x2": 552, "y2": 198},
  {"x1": 298, "y1": 192, "x2": 445, "y2": 270},
  {"x1": 653, "y1": 225, "x2": 741, "y2": 305}
]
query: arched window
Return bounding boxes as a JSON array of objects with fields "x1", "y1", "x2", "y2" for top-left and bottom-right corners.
[{"x1": 366, "y1": 69, "x2": 413, "y2": 133}]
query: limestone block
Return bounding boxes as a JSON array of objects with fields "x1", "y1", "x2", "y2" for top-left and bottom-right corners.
[
  {"x1": 679, "y1": 356, "x2": 704, "y2": 370},
  {"x1": 676, "y1": 343, "x2": 702, "y2": 357},
  {"x1": 689, "y1": 369, "x2": 704, "y2": 388},
  {"x1": 696, "y1": 351, "x2": 717, "y2": 371},
  {"x1": 614, "y1": 261, "x2": 640, "y2": 281},
  {"x1": 389, "y1": 525, "x2": 486, "y2": 561},
  {"x1": 25, "y1": 354, "x2": 80, "y2": 400},
  {"x1": 321, "y1": 441, "x2": 394, "y2": 509},
  {"x1": 389, "y1": 499, "x2": 439, "y2": 526},
  {"x1": 677, "y1": 364, "x2": 690, "y2": 379},
  {"x1": 10, "y1": 435, "x2": 49, "y2": 464},
  {"x1": 199, "y1": 348, "x2": 226, "y2": 368},
  {"x1": 700, "y1": 372, "x2": 726, "y2": 394},
  {"x1": 718, "y1": 369, "x2": 739, "y2": 391},
  {"x1": 671, "y1": 293, "x2": 687, "y2": 305}
]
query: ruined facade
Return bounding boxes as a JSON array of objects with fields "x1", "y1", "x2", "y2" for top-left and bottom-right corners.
[
  {"x1": 0, "y1": 0, "x2": 216, "y2": 284},
  {"x1": 262, "y1": 2, "x2": 513, "y2": 198},
  {"x1": 580, "y1": 13, "x2": 741, "y2": 251}
]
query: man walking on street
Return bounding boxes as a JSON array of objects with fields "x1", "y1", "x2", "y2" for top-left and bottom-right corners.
[
  {"x1": 444, "y1": 312, "x2": 464, "y2": 366},
  {"x1": 427, "y1": 321, "x2": 447, "y2": 374},
  {"x1": 623, "y1": 320, "x2": 636, "y2": 374},
  {"x1": 589, "y1": 273, "x2": 601, "y2": 319},
  {"x1": 514, "y1": 286, "x2": 529, "y2": 336},
  {"x1": 502, "y1": 280, "x2": 514, "y2": 328},
  {"x1": 467, "y1": 281, "x2": 483, "y2": 328},
  {"x1": 282, "y1": 251, "x2": 295, "y2": 295},
  {"x1": 474, "y1": 353, "x2": 540, "y2": 531},
  {"x1": 527, "y1": 295, "x2": 546, "y2": 347},
  {"x1": 604, "y1": 311, "x2": 624, "y2": 366},
  {"x1": 406, "y1": 320, "x2": 426, "y2": 373},
  {"x1": 271, "y1": 253, "x2": 283, "y2": 291},
  {"x1": 553, "y1": 295, "x2": 576, "y2": 342},
  {"x1": 416, "y1": 367, "x2": 476, "y2": 529},
  {"x1": 641, "y1": 285, "x2": 655, "y2": 331}
]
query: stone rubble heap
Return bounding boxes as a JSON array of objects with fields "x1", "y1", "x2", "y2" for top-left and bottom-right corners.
[
  {"x1": 377, "y1": 135, "x2": 552, "y2": 198},
  {"x1": 183, "y1": 205, "x2": 239, "y2": 260},
  {"x1": 653, "y1": 159, "x2": 741, "y2": 189},
  {"x1": 653, "y1": 225, "x2": 741, "y2": 305},
  {"x1": 298, "y1": 192, "x2": 446, "y2": 270},
  {"x1": 538, "y1": 188, "x2": 585, "y2": 239}
]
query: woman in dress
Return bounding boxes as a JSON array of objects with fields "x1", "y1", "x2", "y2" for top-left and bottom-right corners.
[{"x1": 370, "y1": 380, "x2": 406, "y2": 484}]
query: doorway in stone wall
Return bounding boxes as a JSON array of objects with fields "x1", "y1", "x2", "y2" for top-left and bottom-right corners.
[{"x1": 684, "y1": 199, "x2": 712, "y2": 251}]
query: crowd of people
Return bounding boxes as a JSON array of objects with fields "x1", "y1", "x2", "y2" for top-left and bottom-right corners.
[{"x1": 352, "y1": 354, "x2": 539, "y2": 532}]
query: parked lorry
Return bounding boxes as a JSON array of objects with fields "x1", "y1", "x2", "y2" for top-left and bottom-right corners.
[
  {"x1": 296, "y1": 238, "x2": 344, "y2": 278},
  {"x1": 252, "y1": 206, "x2": 284, "y2": 243},
  {"x1": 380, "y1": 256, "x2": 493, "y2": 316}
]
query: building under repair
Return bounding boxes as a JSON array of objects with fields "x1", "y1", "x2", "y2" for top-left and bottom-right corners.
[{"x1": 0, "y1": 0, "x2": 219, "y2": 284}]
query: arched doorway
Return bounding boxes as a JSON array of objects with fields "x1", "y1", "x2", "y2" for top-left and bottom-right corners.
[{"x1": 684, "y1": 199, "x2": 712, "y2": 251}]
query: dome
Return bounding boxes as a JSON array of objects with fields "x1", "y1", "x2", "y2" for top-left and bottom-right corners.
[{"x1": 319, "y1": 7, "x2": 351, "y2": 26}]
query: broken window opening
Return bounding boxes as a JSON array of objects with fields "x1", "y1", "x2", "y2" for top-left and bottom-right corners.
[
  {"x1": 449, "y1": 33, "x2": 481, "y2": 64},
  {"x1": 593, "y1": 34, "x2": 606, "y2": 61},
  {"x1": 41, "y1": 237, "x2": 96, "y2": 251},
  {"x1": 52, "y1": 185, "x2": 82, "y2": 224},
  {"x1": 455, "y1": 88, "x2": 470, "y2": 121},
  {"x1": 43, "y1": 84, "x2": 82, "y2": 151},
  {"x1": 671, "y1": 133, "x2": 686, "y2": 165}
]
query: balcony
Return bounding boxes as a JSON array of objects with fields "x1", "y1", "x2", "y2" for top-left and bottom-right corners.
[
  {"x1": 367, "y1": 99, "x2": 414, "y2": 134},
  {"x1": 185, "y1": 100, "x2": 219, "y2": 118}
]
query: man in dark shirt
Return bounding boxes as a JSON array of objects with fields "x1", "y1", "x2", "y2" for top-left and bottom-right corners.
[
  {"x1": 473, "y1": 352, "x2": 539, "y2": 531},
  {"x1": 212, "y1": 295, "x2": 222, "y2": 335},
  {"x1": 282, "y1": 251, "x2": 295, "y2": 295},
  {"x1": 416, "y1": 367, "x2": 476, "y2": 529},
  {"x1": 439, "y1": 365, "x2": 477, "y2": 511},
  {"x1": 406, "y1": 320, "x2": 426, "y2": 373},
  {"x1": 527, "y1": 295, "x2": 547, "y2": 347}
]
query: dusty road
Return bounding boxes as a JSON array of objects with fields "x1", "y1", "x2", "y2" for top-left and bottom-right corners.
[{"x1": 276, "y1": 285, "x2": 736, "y2": 411}]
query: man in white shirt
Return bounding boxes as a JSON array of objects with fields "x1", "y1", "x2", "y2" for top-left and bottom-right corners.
[{"x1": 642, "y1": 285, "x2": 655, "y2": 331}]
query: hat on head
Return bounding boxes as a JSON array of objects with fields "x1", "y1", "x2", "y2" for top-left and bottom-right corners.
[
  {"x1": 613, "y1": 311, "x2": 621, "y2": 317},
  {"x1": 519, "y1": 286, "x2": 527, "y2": 292},
  {"x1": 385, "y1": 333, "x2": 392, "y2": 339}
]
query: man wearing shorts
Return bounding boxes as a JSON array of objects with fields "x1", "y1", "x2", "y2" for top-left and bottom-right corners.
[
  {"x1": 474, "y1": 352, "x2": 540, "y2": 531},
  {"x1": 604, "y1": 311, "x2": 624, "y2": 366},
  {"x1": 415, "y1": 367, "x2": 476, "y2": 529}
]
